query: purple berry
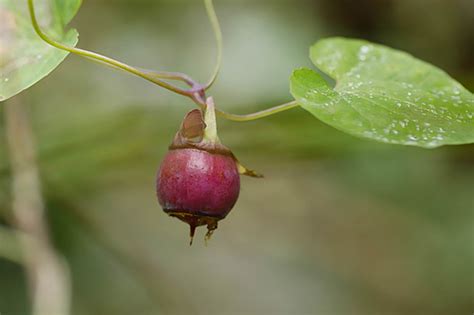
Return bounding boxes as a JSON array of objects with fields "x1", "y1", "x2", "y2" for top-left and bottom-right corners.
[
  {"x1": 156, "y1": 148, "x2": 240, "y2": 242},
  {"x1": 156, "y1": 100, "x2": 261, "y2": 244}
]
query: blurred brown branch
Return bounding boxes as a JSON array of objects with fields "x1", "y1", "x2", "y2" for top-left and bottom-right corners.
[{"x1": 4, "y1": 97, "x2": 71, "y2": 315}]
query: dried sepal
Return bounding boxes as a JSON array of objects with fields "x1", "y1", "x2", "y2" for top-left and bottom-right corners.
[{"x1": 236, "y1": 160, "x2": 264, "y2": 178}]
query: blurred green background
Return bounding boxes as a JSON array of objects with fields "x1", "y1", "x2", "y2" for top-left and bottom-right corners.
[{"x1": 1, "y1": 0, "x2": 473, "y2": 314}]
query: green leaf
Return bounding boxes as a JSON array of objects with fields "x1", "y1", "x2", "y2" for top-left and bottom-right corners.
[
  {"x1": 53, "y1": 0, "x2": 82, "y2": 27},
  {"x1": 0, "y1": 0, "x2": 81, "y2": 101},
  {"x1": 290, "y1": 37, "x2": 474, "y2": 148}
]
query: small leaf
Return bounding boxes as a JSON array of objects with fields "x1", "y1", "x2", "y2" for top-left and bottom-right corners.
[
  {"x1": 290, "y1": 37, "x2": 474, "y2": 148},
  {"x1": 0, "y1": 0, "x2": 81, "y2": 101}
]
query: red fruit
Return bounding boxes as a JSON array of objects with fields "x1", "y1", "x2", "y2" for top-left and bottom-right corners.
[
  {"x1": 157, "y1": 148, "x2": 240, "y2": 242},
  {"x1": 156, "y1": 99, "x2": 261, "y2": 244}
]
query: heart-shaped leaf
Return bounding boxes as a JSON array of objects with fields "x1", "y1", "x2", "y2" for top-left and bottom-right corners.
[
  {"x1": 290, "y1": 37, "x2": 474, "y2": 148},
  {"x1": 0, "y1": 0, "x2": 81, "y2": 101}
]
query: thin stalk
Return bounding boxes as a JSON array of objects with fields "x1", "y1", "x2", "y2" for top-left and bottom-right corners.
[
  {"x1": 138, "y1": 68, "x2": 196, "y2": 87},
  {"x1": 216, "y1": 100, "x2": 300, "y2": 122},
  {"x1": 5, "y1": 97, "x2": 71, "y2": 315},
  {"x1": 27, "y1": 0, "x2": 192, "y2": 97},
  {"x1": 28, "y1": 0, "x2": 300, "y2": 123},
  {"x1": 204, "y1": 0, "x2": 223, "y2": 90}
]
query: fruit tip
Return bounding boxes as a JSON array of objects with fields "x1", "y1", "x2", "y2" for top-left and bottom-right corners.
[{"x1": 189, "y1": 223, "x2": 197, "y2": 246}]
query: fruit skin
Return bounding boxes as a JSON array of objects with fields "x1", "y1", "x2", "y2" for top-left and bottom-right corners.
[{"x1": 156, "y1": 147, "x2": 240, "y2": 222}]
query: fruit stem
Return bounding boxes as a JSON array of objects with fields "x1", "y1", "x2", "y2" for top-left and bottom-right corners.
[
  {"x1": 202, "y1": 97, "x2": 221, "y2": 144},
  {"x1": 203, "y1": 0, "x2": 223, "y2": 91}
]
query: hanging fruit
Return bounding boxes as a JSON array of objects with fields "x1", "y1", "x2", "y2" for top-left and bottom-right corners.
[{"x1": 156, "y1": 98, "x2": 262, "y2": 245}]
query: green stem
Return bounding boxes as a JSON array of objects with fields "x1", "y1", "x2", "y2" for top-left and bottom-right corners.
[
  {"x1": 27, "y1": 0, "x2": 192, "y2": 97},
  {"x1": 28, "y1": 0, "x2": 299, "y2": 123},
  {"x1": 138, "y1": 68, "x2": 195, "y2": 87},
  {"x1": 203, "y1": 97, "x2": 220, "y2": 143},
  {"x1": 216, "y1": 100, "x2": 300, "y2": 122},
  {"x1": 204, "y1": 0, "x2": 223, "y2": 90}
]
